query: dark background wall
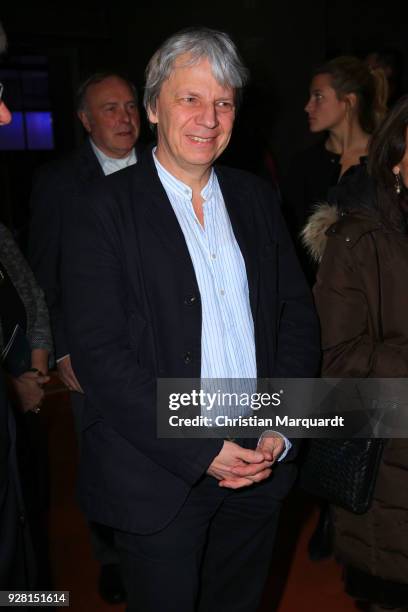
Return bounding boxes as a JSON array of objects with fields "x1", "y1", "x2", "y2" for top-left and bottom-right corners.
[{"x1": 1, "y1": 0, "x2": 407, "y2": 239}]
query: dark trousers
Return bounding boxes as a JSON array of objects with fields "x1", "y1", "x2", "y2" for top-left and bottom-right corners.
[
  {"x1": 115, "y1": 474, "x2": 283, "y2": 612},
  {"x1": 71, "y1": 392, "x2": 118, "y2": 565},
  {"x1": 0, "y1": 396, "x2": 37, "y2": 589}
]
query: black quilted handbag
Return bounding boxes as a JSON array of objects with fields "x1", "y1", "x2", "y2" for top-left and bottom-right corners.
[{"x1": 299, "y1": 438, "x2": 385, "y2": 514}]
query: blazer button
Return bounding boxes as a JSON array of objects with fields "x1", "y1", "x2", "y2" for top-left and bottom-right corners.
[
  {"x1": 183, "y1": 352, "x2": 192, "y2": 364},
  {"x1": 184, "y1": 294, "x2": 198, "y2": 306}
]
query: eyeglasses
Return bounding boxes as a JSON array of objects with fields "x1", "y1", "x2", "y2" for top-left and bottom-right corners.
[{"x1": 0, "y1": 83, "x2": 3, "y2": 103}]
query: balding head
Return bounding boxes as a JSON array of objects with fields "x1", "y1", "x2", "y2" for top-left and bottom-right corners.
[{"x1": 77, "y1": 73, "x2": 140, "y2": 158}]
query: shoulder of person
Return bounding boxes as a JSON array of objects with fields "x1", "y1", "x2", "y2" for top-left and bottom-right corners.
[
  {"x1": 73, "y1": 163, "x2": 138, "y2": 222},
  {"x1": 0, "y1": 223, "x2": 24, "y2": 261},
  {"x1": 302, "y1": 204, "x2": 381, "y2": 262},
  {"x1": 0, "y1": 221, "x2": 14, "y2": 243},
  {"x1": 34, "y1": 150, "x2": 78, "y2": 181},
  {"x1": 32, "y1": 140, "x2": 97, "y2": 188},
  {"x1": 287, "y1": 138, "x2": 329, "y2": 168}
]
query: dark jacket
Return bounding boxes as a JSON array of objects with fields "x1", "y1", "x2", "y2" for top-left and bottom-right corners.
[
  {"x1": 303, "y1": 204, "x2": 408, "y2": 596},
  {"x1": 281, "y1": 140, "x2": 371, "y2": 285},
  {"x1": 29, "y1": 139, "x2": 103, "y2": 360},
  {"x1": 28, "y1": 139, "x2": 144, "y2": 360},
  {"x1": 62, "y1": 149, "x2": 321, "y2": 534}
]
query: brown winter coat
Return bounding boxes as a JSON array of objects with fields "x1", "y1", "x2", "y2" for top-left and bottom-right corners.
[{"x1": 303, "y1": 204, "x2": 408, "y2": 587}]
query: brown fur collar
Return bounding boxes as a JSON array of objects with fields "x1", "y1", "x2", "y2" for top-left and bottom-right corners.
[{"x1": 301, "y1": 204, "x2": 339, "y2": 263}]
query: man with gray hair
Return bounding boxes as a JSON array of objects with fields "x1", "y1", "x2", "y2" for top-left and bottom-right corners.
[
  {"x1": 29, "y1": 71, "x2": 142, "y2": 604},
  {"x1": 63, "y1": 27, "x2": 320, "y2": 611}
]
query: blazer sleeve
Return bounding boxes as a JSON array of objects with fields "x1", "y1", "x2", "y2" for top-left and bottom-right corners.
[
  {"x1": 62, "y1": 188, "x2": 222, "y2": 486},
  {"x1": 29, "y1": 167, "x2": 69, "y2": 360},
  {"x1": 314, "y1": 234, "x2": 408, "y2": 377}
]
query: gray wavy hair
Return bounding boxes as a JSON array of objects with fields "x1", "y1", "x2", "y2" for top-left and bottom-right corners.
[{"x1": 143, "y1": 27, "x2": 249, "y2": 115}]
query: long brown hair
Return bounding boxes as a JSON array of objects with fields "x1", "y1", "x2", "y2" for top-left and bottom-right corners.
[{"x1": 369, "y1": 94, "x2": 408, "y2": 231}]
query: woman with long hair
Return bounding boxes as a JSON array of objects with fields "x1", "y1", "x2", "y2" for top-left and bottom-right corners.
[
  {"x1": 302, "y1": 95, "x2": 408, "y2": 611},
  {"x1": 283, "y1": 56, "x2": 388, "y2": 282}
]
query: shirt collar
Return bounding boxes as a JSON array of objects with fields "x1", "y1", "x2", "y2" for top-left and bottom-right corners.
[
  {"x1": 90, "y1": 139, "x2": 137, "y2": 176},
  {"x1": 152, "y1": 147, "x2": 215, "y2": 201}
]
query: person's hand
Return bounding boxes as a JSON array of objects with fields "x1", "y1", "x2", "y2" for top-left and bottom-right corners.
[
  {"x1": 257, "y1": 433, "x2": 285, "y2": 463},
  {"x1": 228, "y1": 433, "x2": 286, "y2": 483},
  {"x1": 57, "y1": 355, "x2": 84, "y2": 393},
  {"x1": 207, "y1": 440, "x2": 273, "y2": 489},
  {"x1": 11, "y1": 370, "x2": 50, "y2": 413}
]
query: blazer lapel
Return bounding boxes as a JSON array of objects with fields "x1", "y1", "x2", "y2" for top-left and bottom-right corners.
[
  {"x1": 77, "y1": 139, "x2": 104, "y2": 185},
  {"x1": 131, "y1": 153, "x2": 260, "y2": 316},
  {"x1": 215, "y1": 166, "x2": 260, "y2": 321},
  {"x1": 134, "y1": 150, "x2": 199, "y2": 266}
]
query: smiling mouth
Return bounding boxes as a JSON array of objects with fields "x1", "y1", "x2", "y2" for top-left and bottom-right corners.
[{"x1": 189, "y1": 136, "x2": 214, "y2": 143}]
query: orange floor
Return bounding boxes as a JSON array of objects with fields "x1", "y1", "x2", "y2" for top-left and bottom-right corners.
[{"x1": 41, "y1": 385, "x2": 360, "y2": 611}]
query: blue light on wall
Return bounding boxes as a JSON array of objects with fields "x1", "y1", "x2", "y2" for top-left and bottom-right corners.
[
  {"x1": 26, "y1": 112, "x2": 54, "y2": 150},
  {"x1": 0, "y1": 111, "x2": 25, "y2": 149},
  {"x1": 0, "y1": 111, "x2": 54, "y2": 150}
]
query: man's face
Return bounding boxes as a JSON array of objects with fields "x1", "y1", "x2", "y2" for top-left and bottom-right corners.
[
  {"x1": 148, "y1": 56, "x2": 235, "y2": 181},
  {"x1": 78, "y1": 76, "x2": 140, "y2": 158}
]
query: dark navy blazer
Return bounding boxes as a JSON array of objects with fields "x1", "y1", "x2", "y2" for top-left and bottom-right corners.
[{"x1": 62, "y1": 149, "x2": 321, "y2": 534}]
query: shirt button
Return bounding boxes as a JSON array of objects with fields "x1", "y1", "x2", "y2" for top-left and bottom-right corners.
[
  {"x1": 211, "y1": 253, "x2": 216, "y2": 259},
  {"x1": 220, "y1": 289, "x2": 225, "y2": 296},
  {"x1": 184, "y1": 295, "x2": 198, "y2": 306},
  {"x1": 183, "y1": 352, "x2": 192, "y2": 364}
]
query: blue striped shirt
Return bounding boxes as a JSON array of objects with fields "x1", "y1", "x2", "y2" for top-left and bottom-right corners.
[
  {"x1": 153, "y1": 152, "x2": 256, "y2": 381},
  {"x1": 153, "y1": 151, "x2": 290, "y2": 458}
]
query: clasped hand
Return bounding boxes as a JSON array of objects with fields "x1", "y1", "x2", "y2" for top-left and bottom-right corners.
[
  {"x1": 11, "y1": 370, "x2": 50, "y2": 413},
  {"x1": 207, "y1": 436, "x2": 285, "y2": 489}
]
